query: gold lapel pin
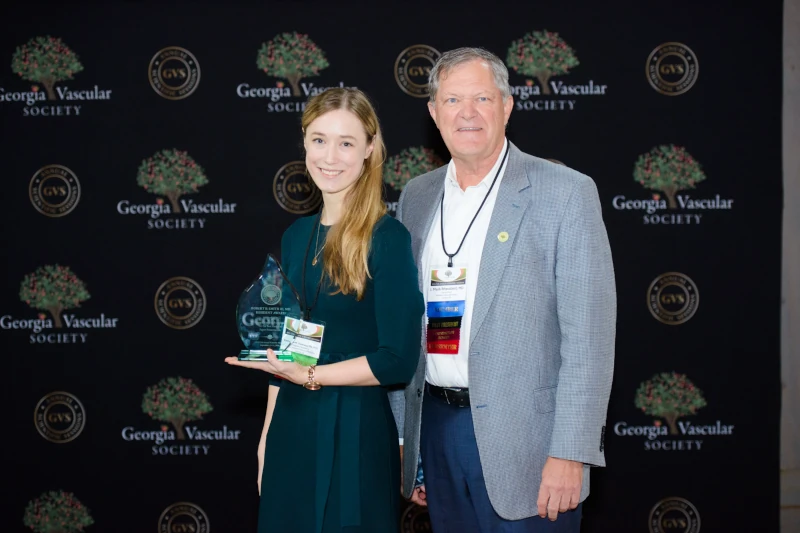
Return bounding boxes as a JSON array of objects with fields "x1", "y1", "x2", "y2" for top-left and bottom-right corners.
[{"x1": 498, "y1": 231, "x2": 509, "y2": 242}]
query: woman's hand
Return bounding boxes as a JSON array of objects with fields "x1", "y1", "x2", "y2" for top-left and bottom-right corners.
[
  {"x1": 257, "y1": 445, "x2": 264, "y2": 496},
  {"x1": 224, "y1": 349, "x2": 308, "y2": 385}
]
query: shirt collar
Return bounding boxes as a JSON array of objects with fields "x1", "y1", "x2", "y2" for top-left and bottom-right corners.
[{"x1": 445, "y1": 138, "x2": 509, "y2": 189}]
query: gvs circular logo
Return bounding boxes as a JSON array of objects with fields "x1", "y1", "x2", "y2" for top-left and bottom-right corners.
[
  {"x1": 159, "y1": 502, "x2": 209, "y2": 533},
  {"x1": 273, "y1": 161, "x2": 322, "y2": 214},
  {"x1": 649, "y1": 497, "x2": 700, "y2": 533},
  {"x1": 154, "y1": 277, "x2": 207, "y2": 329},
  {"x1": 34, "y1": 391, "x2": 86, "y2": 443},
  {"x1": 149, "y1": 46, "x2": 201, "y2": 100},
  {"x1": 647, "y1": 272, "x2": 699, "y2": 325},
  {"x1": 29, "y1": 165, "x2": 81, "y2": 217},
  {"x1": 260, "y1": 284, "x2": 281, "y2": 305},
  {"x1": 394, "y1": 45, "x2": 441, "y2": 98},
  {"x1": 647, "y1": 42, "x2": 699, "y2": 96}
]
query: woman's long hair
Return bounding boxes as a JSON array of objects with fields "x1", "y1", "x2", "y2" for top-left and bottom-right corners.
[{"x1": 301, "y1": 88, "x2": 387, "y2": 300}]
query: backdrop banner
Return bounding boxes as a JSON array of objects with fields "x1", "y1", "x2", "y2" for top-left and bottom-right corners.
[{"x1": 2, "y1": 2, "x2": 782, "y2": 532}]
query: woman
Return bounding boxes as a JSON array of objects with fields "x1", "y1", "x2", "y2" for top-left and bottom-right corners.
[{"x1": 225, "y1": 87, "x2": 423, "y2": 533}]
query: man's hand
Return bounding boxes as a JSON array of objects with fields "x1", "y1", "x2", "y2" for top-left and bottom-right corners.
[
  {"x1": 409, "y1": 485, "x2": 427, "y2": 507},
  {"x1": 536, "y1": 457, "x2": 583, "y2": 521}
]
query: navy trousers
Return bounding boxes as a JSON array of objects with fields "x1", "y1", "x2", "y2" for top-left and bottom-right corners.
[{"x1": 420, "y1": 387, "x2": 583, "y2": 533}]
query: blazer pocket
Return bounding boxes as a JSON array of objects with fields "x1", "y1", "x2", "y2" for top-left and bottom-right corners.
[{"x1": 534, "y1": 386, "x2": 557, "y2": 413}]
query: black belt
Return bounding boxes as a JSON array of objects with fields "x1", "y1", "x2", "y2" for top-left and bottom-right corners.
[{"x1": 426, "y1": 383, "x2": 470, "y2": 407}]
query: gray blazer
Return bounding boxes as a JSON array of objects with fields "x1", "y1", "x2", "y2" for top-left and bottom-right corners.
[{"x1": 390, "y1": 142, "x2": 616, "y2": 520}]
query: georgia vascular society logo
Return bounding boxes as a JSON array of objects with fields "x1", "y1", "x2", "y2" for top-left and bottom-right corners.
[
  {"x1": 505, "y1": 30, "x2": 607, "y2": 112},
  {"x1": 237, "y1": 32, "x2": 347, "y2": 113},
  {"x1": 1, "y1": 36, "x2": 112, "y2": 117},
  {"x1": 117, "y1": 149, "x2": 236, "y2": 229},
  {"x1": 612, "y1": 145, "x2": 733, "y2": 224},
  {"x1": 1, "y1": 265, "x2": 119, "y2": 344},
  {"x1": 614, "y1": 372, "x2": 733, "y2": 451},
  {"x1": 121, "y1": 377, "x2": 241, "y2": 456},
  {"x1": 24, "y1": 491, "x2": 94, "y2": 533},
  {"x1": 383, "y1": 146, "x2": 444, "y2": 214}
]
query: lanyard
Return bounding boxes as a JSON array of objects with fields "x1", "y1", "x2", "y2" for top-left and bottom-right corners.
[
  {"x1": 300, "y1": 211, "x2": 325, "y2": 321},
  {"x1": 440, "y1": 144, "x2": 509, "y2": 268}
]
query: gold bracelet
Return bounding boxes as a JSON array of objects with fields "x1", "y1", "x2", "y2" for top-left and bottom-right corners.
[{"x1": 304, "y1": 365, "x2": 321, "y2": 390}]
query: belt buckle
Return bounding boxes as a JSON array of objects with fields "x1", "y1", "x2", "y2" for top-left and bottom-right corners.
[{"x1": 443, "y1": 387, "x2": 459, "y2": 406}]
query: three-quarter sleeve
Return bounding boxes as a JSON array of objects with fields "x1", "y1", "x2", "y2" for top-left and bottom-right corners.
[{"x1": 364, "y1": 218, "x2": 425, "y2": 386}]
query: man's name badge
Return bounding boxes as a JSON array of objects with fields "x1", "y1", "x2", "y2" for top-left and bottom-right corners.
[
  {"x1": 426, "y1": 266, "x2": 467, "y2": 354},
  {"x1": 280, "y1": 317, "x2": 325, "y2": 366}
]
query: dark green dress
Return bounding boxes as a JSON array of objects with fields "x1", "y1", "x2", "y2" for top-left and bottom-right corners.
[{"x1": 257, "y1": 214, "x2": 423, "y2": 533}]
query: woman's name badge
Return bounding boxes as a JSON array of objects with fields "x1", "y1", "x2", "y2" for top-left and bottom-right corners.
[{"x1": 279, "y1": 317, "x2": 325, "y2": 366}]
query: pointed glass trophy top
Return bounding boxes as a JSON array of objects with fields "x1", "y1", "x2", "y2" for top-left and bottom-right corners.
[{"x1": 236, "y1": 254, "x2": 301, "y2": 361}]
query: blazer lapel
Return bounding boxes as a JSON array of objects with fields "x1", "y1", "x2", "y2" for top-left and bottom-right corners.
[
  {"x1": 469, "y1": 143, "x2": 531, "y2": 345},
  {"x1": 406, "y1": 169, "x2": 446, "y2": 291}
]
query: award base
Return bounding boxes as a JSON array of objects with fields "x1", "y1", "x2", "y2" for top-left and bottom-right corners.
[{"x1": 238, "y1": 349, "x2": 294, "y2": 362}]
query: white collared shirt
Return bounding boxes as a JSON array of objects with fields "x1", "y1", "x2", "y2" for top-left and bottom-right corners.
[{"x1": 422, "y1": 139, "x2": 509, "y2": 388}]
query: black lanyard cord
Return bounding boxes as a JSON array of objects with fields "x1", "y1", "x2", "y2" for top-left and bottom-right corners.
[
  {"x1": 440, "y1": 144, "x2": 510, "y2": 268},
  {"x1": 300, "y1": 211, "x2": 325, "y2": 321}
]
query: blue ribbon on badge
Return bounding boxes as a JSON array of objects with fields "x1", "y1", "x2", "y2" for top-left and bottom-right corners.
[{"x1": 427, "y1": 300, "x2": 466, "y2": 318}]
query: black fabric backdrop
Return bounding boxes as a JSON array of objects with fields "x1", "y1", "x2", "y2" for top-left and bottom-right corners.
[{"x1": 2, "y1": 2, "x2": 783, "y2": 532}]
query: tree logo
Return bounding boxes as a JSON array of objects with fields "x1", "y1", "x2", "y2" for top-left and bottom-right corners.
[
  {"x1": 258, "y1": 32, "x2": 328, "y2": 97},
  {"x1": 611, "y1": 145, "x2": 733, "y2": 225},
  {"x1": 142, "y1": 377, "x2": 212, "y2": 440},
  {"x1": 273, "y1": 161, "x2": 322, "y2": 214},
  {"x1": 154, "y1": 277, "x2": 207, "y2": 329},
  {"x1": 384, "y1": 147, "x2": 444, "y2": 192},
  {"x1": 634, "y1": 145, "x2": 706, "y2": 209},
  {"x1": 647, "y1": 43, "x2": 699, "y2": 96},
  {"x1": 158, "y1": 502, "x2": 209, "y2": 533},
  {"x1": 148, "y1": 46, "x2": 201, "y2": 100},
  {"x1": 649, "y1": 497, "x2": 700, "y2": 533},
  {"x1": 34, "y1": 391, "x2": 86, "y2": 443},
  {"x1": 20, "y1": 265, "x2": 90, "y2": 329},
  {"x1": 29, "y1": 165, "x2": 81, "y2": 217},
  {"x1": 507, "y1": 30, "x2": 578, "y2": 95},
  {"x1": 647, "y1": 272, "x2": 699, "y2": 325},
  {"x1": 23, "y1": 490, "x2": 94, "y2": 532},
  {"x1": 12, "y1": 36, "x2": 83, "y2": 100},
  {"x1": 635, "y1": 372, "x2": 707, "y2": 435},
  {"x1": 136, "y1": 149, "x2": 208, "y2": 212},
  {"x1": 6, "y1": 36, "x2": 112, "y2": 117},
  {"x1": 505, "y1": 30, "x2": 607, "y2": 112},
  {"x1": 394, "y1": 45, "x2": 441, "y2": 98}
]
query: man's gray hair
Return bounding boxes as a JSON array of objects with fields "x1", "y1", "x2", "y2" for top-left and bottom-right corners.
[{"x1": 428, "y1": 47, "x2": 511, "y2": 103}]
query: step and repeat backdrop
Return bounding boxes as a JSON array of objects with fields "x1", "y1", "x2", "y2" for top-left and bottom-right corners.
[{"x1": 2, "y1": 2, "x2": 783, "y2": 532}]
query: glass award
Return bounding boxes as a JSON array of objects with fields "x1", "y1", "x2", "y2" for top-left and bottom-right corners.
[{"x1": 237, "y1": 253, "x2": 301, "y2": 361}]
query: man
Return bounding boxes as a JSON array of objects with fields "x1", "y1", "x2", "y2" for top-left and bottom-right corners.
[{"x1": 391, "y1": 47, "x2": 616, "y2": 532}]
